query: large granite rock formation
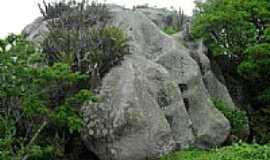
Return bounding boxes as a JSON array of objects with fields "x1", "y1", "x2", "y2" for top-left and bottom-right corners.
[{"x1": 23, "y1": 5, "x2": 235, "y2": 160}]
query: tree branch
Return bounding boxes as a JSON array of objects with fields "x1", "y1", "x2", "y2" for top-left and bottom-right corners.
[{"x1": 21, "y1": 121, "x2": 48, "y2": 160}]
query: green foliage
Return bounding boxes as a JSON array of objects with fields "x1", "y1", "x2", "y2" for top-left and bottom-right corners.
[
  {"x1": 38, "y1": 0, "x2": 71, "y2": 19},
  {"x1": 52, "y1": 89, "x2": 94, "y2": 133},
  {"x1": 212, "y1": 98, "x2": 248, "y2": 136},
  {"x1": 238, "y1": 44, "x2": 270, "y2": 80},
  {"x1": 164, "y1": 8, "x2": 185, "y2": 33},
  {"x1": 251, "y1": 108, "x2": 270, "y2": 144},
  {"x1": 257, "y1": 88, "x2": 270, "y2": 104},
  {"x1": 191, "y1": 0, "x2": 270, "y2": 57},
  {"x1": 40, "y1": 0, "x2": 129, "y2": 81},
  {"x1": 162, "y1": 26, "x2": 179, "y2": 35},
  {"x1": 0, "y1": 35, "x2": 95, "y2": 159},
  {"x1": 161, "y1": 143, "x2": 270, "y2": 160},
  {"x1": 236, "y1": 31, "x2": 270, "y2": 144},
  {"x1": 39, "y1": 0, "x2": 110, "y2": 22},
  {"x1": 85, "y1": 27, "x2": 130, "y2": 77},
  {"x1": 237, "y1": 47, "x2": 270, "y2": 137},
  {"x1": 192, "y1": 0, "x2": 270, "y2": 143}
]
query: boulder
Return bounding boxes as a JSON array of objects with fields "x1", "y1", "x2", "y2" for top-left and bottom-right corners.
[
  {"x1": 82, "y1": 5, "x2": 230, "y2": 159},
  {"x1": 23, "y1": 17, "x2": 48, "y2": 45},
  {"x1": 23, "y1": 5, "x2": 233, "y2": 160},
  {"x1": 175, "y1": 33, "x2": 236, "y2": 109},
  {"x1": 81, "y1": 55, "x2": 194, "y2": 160}
]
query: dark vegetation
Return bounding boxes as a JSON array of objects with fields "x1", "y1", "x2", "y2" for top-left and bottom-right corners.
[
  {"x1": 39, "y1": 0, "x2": 129, "y2": 88},
  {"x1": 162, "y1": 0, "x2": 270, "y2": 159},
  {"x1": 0, "y1": 0, "x2": 129, "y2": 159},
  {"x1": 191, "y1": 0, "x2": 270, "y2": 144},
  {"x1": 211, "y1": 98, "x2": 249, "y2": 141},
  {"x1": 162, "y1": 8, "x2": 186, "y2": 35},
  {"x1": 161, "y1": 143, "x2": 270, "y2": 160},
  {"x1": 0, "y1": 34, "x2": 94, "y2": 160},
  {"x1": 133, "y1": 4, "x2": 186, "y2": 35}
]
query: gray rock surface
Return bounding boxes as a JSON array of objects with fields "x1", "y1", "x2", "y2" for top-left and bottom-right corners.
[
  {"x1": 174, "y1": 33, "x2": 236, "y2": 109},
  {"x1": 133, "y1": 6, "x2": 189, "y2": 31},
  {"x1": 81, "y1": 55, "x2": 193, "y2": 160},
  {"x1": 23, "y1": 5, "x2": 234, "y2": 160},
  {"x1": 133, "y1": 7, "x2": 176, "y2": 29},
  {"x1": 23, "y1": 17, "x2": 48, "y2": 45}
]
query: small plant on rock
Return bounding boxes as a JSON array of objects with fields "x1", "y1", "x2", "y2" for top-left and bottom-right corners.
[
  {"x1": 211, "y1": 98, "x2": 249, "y2": 138},
  {"x1": 40, "y1": 0, "x2": 129, "y2": 88}
]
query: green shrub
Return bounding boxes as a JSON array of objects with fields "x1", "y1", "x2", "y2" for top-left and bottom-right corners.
[
  {"x1": 238, "y1": 44, "x2": 270, "y2": 81},
  {"x1": 38, "y1": 0, "x2": 71, "y2": 19},
  {"x1": 161, "y1": 143, "x2": 270, "y2": 160},
  {"x1": 257, "y1": 88, "x2": 270, "y2": 104},
  {"x1": 83, "y1": 27, "x2": 130, "y2": 77},
  {"x1": 0, "y1": 35, "x2": 95, "y2": 159},
  {"x1": 237, "y1": 42, "x2": 270, "y2": 144},
  {"x1": 39, "y1": 0, "x2": 110, "y2": 22},
  {"x1": 251, "y1": 108, "x2": 270, "y2": 144},
  {"x1": 162, "y1": 26, "x2": 179, "y2": 35},
  {"x1": 191, "y1": 0, "x2": 270, "y2": 144},
  {"x1": 40, "y1": 0, "x2": 129, "y2": 82},
  {"x1": 163, "y1": 8, "x2": 185, "y2": 33},
  {"x1": 211, "y1": 98, "x2": 249, "y2": 136}
]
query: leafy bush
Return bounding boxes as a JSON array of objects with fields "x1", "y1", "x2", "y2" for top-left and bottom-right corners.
[
  {"x1": 161, "y1": 143, "x2": 270, "y2": 160},
  {"x1": 257, "y1": 88, "x2": 270, "y2": 104},
  {"x1": 43, "y1": 25, "x2": 129, "y2": 77},
  {"x1": 238, "y1": 44, "x2": 270, "y2": 81},
  {"x1": 237, "y1": 42, "x2": 270, "y2": 144},
  {"x1": 238, "y1": 44, "x2": 270, "y2": 104},
  {"x1": 191, "y1": 0, "x2": 269, "y2": 58},
  {"x1": 38, "y1": 0, "x2": 71, "y2": 19},
  {"x1": 40, "y1": 0, "x2": 129, "y2": 83},
  {"x1": 162, "y1": 26, "x2": 179, "y2": 35},
  {"x1": 39, "y1": 0, "x2": 110, "y2": 23},
  {"x1": 212, "y1": 98, "x2": 249, "y2": 136},
  {"x1": 85, "y1": 27, "x2": 129, "y2": 77},
  {"x1": 191, "y1": 0, "x2": 270, "y2": 143},
  {"x1": 0, "y1": 35, "x2": 95, "y2": 160},
  {"x1": 162, "y1": 8, "x2": 185, "y2": 34},
  {"x1": 250, "y1": 108, "x2": 270, "y2": 144}
]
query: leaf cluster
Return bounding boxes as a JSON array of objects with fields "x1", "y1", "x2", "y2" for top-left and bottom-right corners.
[
  {"x1": 191, "y1": 0, "x2": 270, "y2": 143},
  {"x1": 0, "y1": 35, "x2": 95, "y2": 159},
  {"x1": 212, "y1": 98, "x2": 249, "y2": 137},
  {"x1": 40, "y1": 0, "x2": 129, "y2": 82},
  {"x1": 163, "y1": 8, "x2": 186, "y2": 33}
]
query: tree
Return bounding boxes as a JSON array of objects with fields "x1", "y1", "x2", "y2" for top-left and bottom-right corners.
[
  {"x1": 0, "y1": 35, "x2": 95, "y2": 160},
  {"x1": 191, "y1": 0, "x2": 270, "y2": 143},
  {"x1": 192, "y1": 0, "x2": 270, "y2": 58}
]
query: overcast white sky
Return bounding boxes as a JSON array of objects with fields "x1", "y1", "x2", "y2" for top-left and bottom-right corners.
[{"x1": 0, "y1": 0, "x2": 195, "y2": 38}]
